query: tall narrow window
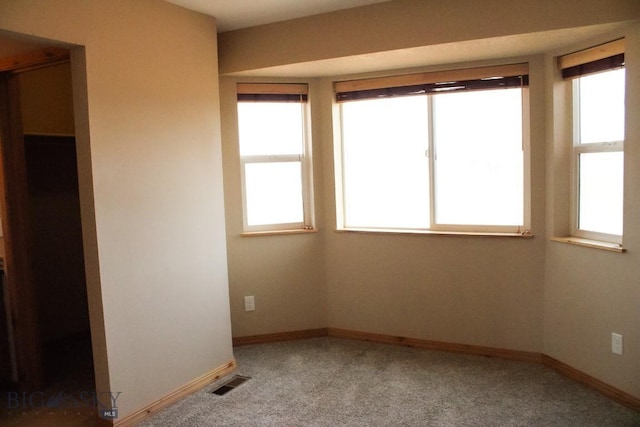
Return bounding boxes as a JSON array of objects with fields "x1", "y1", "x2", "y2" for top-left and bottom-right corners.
[
  {"x1": 559, "y1": 39, "x2": 625, "y2": 243},
  {"x1": 335, "y1": 64, "x2": 529, "y2": 234},
  {"x1": 237, "y1": 83, "x2": 314, "y2": 232}
]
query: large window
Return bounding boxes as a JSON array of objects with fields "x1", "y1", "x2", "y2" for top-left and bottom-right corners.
[
  {"x1": 237, "y1": 83, "x2": 314, "y2": 232},
  {"x1": 559, "y1": 40, "x2": 625, "y2": 243},
  {"x1": 335, "y1": 64, "x2": 529, "y2": 234}
]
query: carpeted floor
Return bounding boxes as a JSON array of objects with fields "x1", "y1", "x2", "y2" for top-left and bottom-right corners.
[{"x1": 140, "y1": 337, "x2": 640, "y2": 426}]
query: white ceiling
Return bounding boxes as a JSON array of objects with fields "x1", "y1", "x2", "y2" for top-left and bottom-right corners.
[{"x1": 165, "y1": 0, "x2": 389, "y2": 32}]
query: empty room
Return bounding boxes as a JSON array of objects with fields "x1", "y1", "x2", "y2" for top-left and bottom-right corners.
[{"x1": 0, "y1": 0, "x2": 639, "y2": 426}]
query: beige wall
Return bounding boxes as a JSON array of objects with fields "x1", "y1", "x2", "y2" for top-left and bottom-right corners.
[
  {"x1": 318, "y1": 56, "x2": 547, "y2": 352},
  {"x1": 0, "y1": 0, "x2": 232, "y2": 419},
  {"x1": 19, "y1": 63, "x2": 75, "y2": 135},
  {"x1": 220, "y1": 77, "x2": 327, "y2": 337},
  {"x1": 219, "y1": 0, "x2": 640, "y2": 401},
  {"x1": 221, "y1": 57, "x2": 546, "y2": 352},
  {"x1": 544, "y1": 25, "x2": 640, "y2": 399}
]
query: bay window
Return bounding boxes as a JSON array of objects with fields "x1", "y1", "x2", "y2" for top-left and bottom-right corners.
[{"x1": 334, "y1": 64, "x2": 530, "y2": 234}]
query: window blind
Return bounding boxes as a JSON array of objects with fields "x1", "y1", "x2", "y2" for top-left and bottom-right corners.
[
  {"x1": 334, "y1": 63, "x2": 529, "y2": 102},
  {"x1": 237, "y1": 83, "x2": 308, "y2": 102},
  {"x1": 559, "y1": 39, "x2": 625, "y2": 79}
]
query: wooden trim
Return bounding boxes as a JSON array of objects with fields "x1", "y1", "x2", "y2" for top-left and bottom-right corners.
[
  {"x1": 328, "y1": 328, "x2": 640, "y2": 411},
  {"x1": 335, "y1": 228, "x2": 533, "y2": 238},
  {"x1": 110, "y1": 359, "x2": 237, "y2": 427},
  {"x1": 558, "y1": 39, "x2": 625, "y2": 70},
  {"x1": 0, "y1": 47, "x2": 70, "y2": 74},
  {"x1": 94, "y1": 416, "x2": 116, "y2": 427},
  {"x1": 334, "y1": 63, "x2": 529, "y2": 94},
  {"x1": 542, "y1": 355, "x2": 640, "y2": 412},
  {"x1": 237, "y1": 83, "x2": 308, "y2": 95},
  {"x1": 241, "y1": 228, "x2": 318, "y2": 237},
  {"x1": 327, "y1": 328, "x2": 542, "y2": 363},
  {"x1": 108, "y1": 330, "x2": 640, "y2": 418},
  {"x1": 233, "y1": 328, "x2": 328, "y2": 346},
  {"x1": 550, "y1": 236, "x2": 625, "y2": 253}
]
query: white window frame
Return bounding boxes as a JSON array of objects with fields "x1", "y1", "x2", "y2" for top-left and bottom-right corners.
[
  {"x1": 569, "y1": 75, "x2": 624, "y2": 244},
  {"x1": 427, "y1": 92, "x2": 531, "y2": 234},
  {"x1": 559, "y1": 39, "x2": 625, "y2": 245},
  {"x1": 237, "y1": 83, "x2": 315, "y2": 233},
  {"x1": 333, "y1": 64, "x2": 531, "y2": 235}
]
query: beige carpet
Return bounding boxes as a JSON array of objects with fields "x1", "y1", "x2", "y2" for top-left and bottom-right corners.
[{"x1": 141, "y1": 337, "x2": 640, "y2": 426}]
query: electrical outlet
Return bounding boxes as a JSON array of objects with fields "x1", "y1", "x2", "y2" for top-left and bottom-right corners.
[
  {"x1": 611, "y1": 333, "x2": 623, "y2": 355},
  {"x1": 244, "y1": 296, "x2": 255, "y2": 312}
]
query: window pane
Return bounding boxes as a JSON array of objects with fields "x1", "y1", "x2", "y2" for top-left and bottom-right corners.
[
  {"x1": 433, "y1": 89, "x2": 523, "y2": 226},
  {"x1": 244, "y1": 162, "x2": 303, "y2": 226},
  {"x1": 238, "y1": 102, "x2": 304, "y2": 156},
  {"x1": 341, "y1": 96, "x2": 429, "y2": 229},
  {"x1": 577, "y1": 68, "x2": 625, "y2": 144},
  {"x1": 578, "y1": 152, "x2": 623, "y2": 235}
]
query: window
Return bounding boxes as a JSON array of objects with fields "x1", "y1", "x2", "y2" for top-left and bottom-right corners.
[
  {"x1": 559, "y1": 39, "x2": 625, "y2": 243},
  {"x1": 237, "y1": 83, "x2": 314, "y2": 232},
  {"x1": 335, "y1": 64, "x2": 529, "y2": 234}
]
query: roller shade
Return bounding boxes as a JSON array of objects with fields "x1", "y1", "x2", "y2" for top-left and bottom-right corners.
[
  {"x1": 559, "y1": 39, "x2": 624, "y2": 79},
  {"x1": 237, "y1": 83, "x2": 308, "y2": 102},
  {"x1": 335, "y1": 63, "x2": 529, "y2": 102}
]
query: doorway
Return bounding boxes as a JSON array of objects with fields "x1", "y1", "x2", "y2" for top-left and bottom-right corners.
[{"x1": 0, "y1": 39, "x2": 95, "y2": 402}]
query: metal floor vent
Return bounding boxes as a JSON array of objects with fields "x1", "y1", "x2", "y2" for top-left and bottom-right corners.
[{"x1": 211, "y1": 375, "x2": 251, "y2": 396}]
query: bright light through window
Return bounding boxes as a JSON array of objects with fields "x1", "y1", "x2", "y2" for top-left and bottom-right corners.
[
  {"x1": 578, "y1": 152, "x2": 623, "y2": 235},
  {"x1": 572, "y1": 67, "x2": 625, "y2": 239},
  {"x1": 339, "y1": 89, "x2": 525, "y2": 231},
  {"x1": 341, "y1": 96, "x2": 430, "y2": 229},
  {"x1": 238, "y1": 102, "x2": 303, "y2": 156},
  {"x1": 237, "y1": 93, "x2": 310, "y2": 230},
  {"x1": 578, "y1": 69, "x2": 625, "y2": 144},
  {"x1": 244, "y1": 162, "x2": 304, "y2": 226},
  {"x1": 433, "y1": 89, "x2": 523, "y2": 226}
]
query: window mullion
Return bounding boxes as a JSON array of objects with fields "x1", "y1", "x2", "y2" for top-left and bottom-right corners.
[
  {"x1": 575, "y1": 142, "x2": 623, "y2": 153},
  {"x1": 572, "y1": 79, "x2": 581, "y2": 146},
  {"x1": 570, "y1": 145, "x2": 580, "y2": 237},
  {"x1": 428, "y1": 95, "x2": 436, "y2": 229},
  {"x1": 300, "y1": 102, "x2": 314, "y2": 229}
]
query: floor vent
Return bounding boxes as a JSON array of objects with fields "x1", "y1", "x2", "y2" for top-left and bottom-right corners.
[{"x1": 211, "y1": 375, "x2": 251, "y2": 396}]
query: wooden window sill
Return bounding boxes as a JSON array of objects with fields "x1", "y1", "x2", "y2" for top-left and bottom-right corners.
[
  {"x1": 241, "y1": 228, "x2": 317, "y2": 237},
  {"x1": 335, "y1": 228, "x2": 534, "y2": 238},
  {"x1": 550, "y1": 236, "x2": 625, "y2": 253}
]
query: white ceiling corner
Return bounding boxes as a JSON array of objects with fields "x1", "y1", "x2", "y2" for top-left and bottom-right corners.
[{"x1": 164, "y1": 0, "x2": 390, "y2": 32}]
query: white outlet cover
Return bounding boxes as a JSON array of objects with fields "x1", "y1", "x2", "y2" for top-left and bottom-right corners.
[
  {"x1": 611, "y1": 332, "x2": 623, "y2": 355},
  {"x1": 244, "y1": 296, "x2": 255, "y2": 312}
]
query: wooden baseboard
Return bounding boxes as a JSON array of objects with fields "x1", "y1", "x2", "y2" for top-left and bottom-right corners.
[
  {"x1": 94, "y1": 415, "x2": 116, "y2": 427},
  {"x1": 327, "y1": 328, "x2": 639, "y2": 412},
  {"x1": 114, "y1": 328, "x2": 638, "y2": 422},
  {"x1": 106, "y1": 359, "x2": 236, "y2": 427},
  {"x1": 542, "y1": 355, "x2": 640, "y2": 412},
  {"x1": 232, "y1": 328, "x2": 328, "y2": 346},
  {"x1": 327, "y1": 328, "x2": 543, "y2": 363}
]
